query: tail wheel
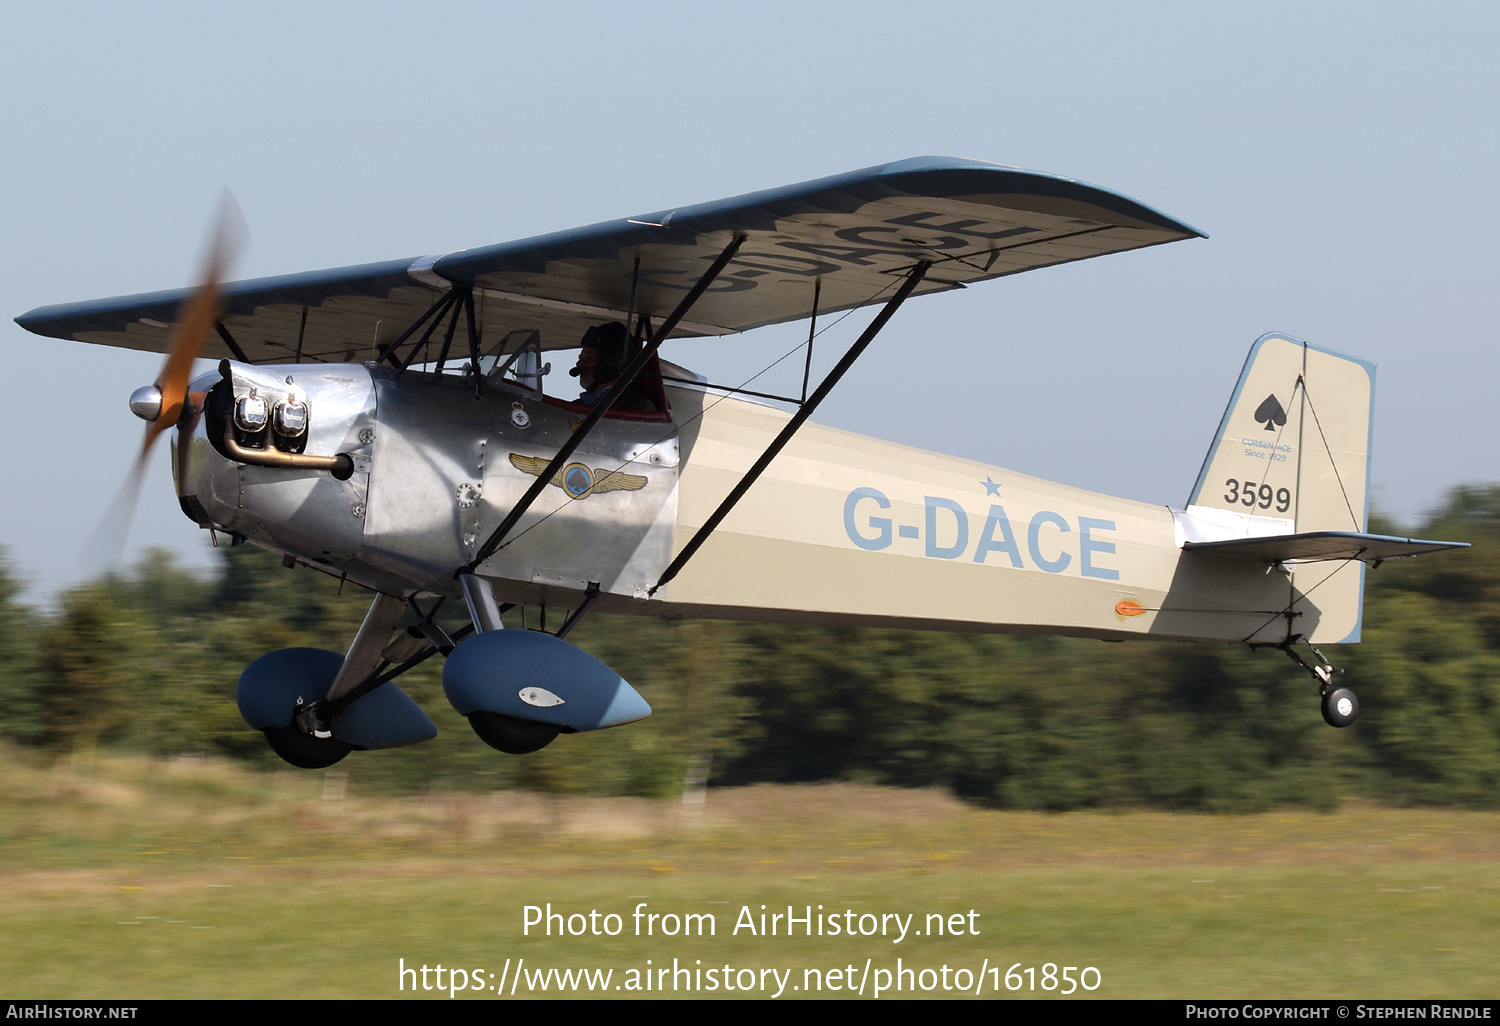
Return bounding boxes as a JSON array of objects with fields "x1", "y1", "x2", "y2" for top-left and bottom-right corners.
[
  {"x1": 467, "y1": 712, "x2": 559, "y2": 754},
  {"x1": 262, "y1": 725, "x2": 353, "y2": 768},
  {"x1": 1321, "y1": 687, "x2": 1359, "y2": 728}
]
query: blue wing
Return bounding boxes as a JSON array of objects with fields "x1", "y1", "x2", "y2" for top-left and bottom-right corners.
[{"x1": 15, "y1": 156, "x2": 1203, "y2": 364}]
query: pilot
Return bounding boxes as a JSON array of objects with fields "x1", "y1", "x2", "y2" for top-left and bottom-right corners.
[{"x1": 570, "y1": 321, "x2": 654, "y2": 411}]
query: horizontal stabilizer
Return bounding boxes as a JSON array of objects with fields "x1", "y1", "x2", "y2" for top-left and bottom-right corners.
[{"x1": 1184, "y1": 531, "x2": 1469, "y2": 564}]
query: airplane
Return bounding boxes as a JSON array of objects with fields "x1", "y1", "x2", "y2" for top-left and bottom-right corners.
[{"x1": 15, "y1": 156, "x2": 1467, "y2": 769}]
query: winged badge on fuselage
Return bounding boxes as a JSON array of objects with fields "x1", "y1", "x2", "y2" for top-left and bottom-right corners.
[{"x1": 509, "y1": 453, "x2": 648, "y2": 500}]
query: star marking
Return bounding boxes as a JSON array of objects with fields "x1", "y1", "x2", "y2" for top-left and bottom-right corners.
[{"x1": 982, "y1": 476, "x2": 1002, "y2": 496}]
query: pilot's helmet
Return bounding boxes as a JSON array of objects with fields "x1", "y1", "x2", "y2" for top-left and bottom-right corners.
[{"x1": 570, "y1": 321, "x2": 629, "y2": 381}]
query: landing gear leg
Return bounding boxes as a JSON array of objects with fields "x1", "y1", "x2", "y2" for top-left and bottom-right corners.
[{"x1": 1279, "y1": 640, "x2": 1358, "y2": 728}]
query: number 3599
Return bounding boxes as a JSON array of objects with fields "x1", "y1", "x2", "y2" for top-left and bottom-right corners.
[{"x1": 1225, "y1": 479, "x2": 1291, "y2": 512}]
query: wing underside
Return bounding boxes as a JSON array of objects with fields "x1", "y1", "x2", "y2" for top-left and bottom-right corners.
[{"x1": 16, "y1": 157, "x2": 1202, "y2": 364}]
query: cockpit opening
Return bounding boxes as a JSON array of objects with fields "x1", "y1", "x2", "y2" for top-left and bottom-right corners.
[{"x1": 471, "y1": 320, "x2": 678, "y2": 421}]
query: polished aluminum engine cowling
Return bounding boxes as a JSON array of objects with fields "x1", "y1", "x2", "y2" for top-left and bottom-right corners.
[
  {"x1": 175, "y1": 361, "x2": 376, "y2": 568},
  {"x1": 175, "y1": 360, "x2": 681, "y2": 603}
]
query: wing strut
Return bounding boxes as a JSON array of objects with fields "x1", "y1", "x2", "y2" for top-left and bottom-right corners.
[
  {"x1": 457, "y1": 234, "x2": 748, "y2": 576},
  {"x1": 430, "y1": 289, "x2": 465, "y2": 375},
  {"x1": 800, "y1": 279, "x2": 820, "y2": 403},
  {"x1": 398, "y1": 289, "x2": 465, "y2": 372},
  {"x1": 374, "y1": 289, "x2": 461, "y2": 368},
  {"x1": 214, "y1": 321, "x2": 249, "y2": 363},
  {"x1": 649, "y1": 260, "x2": 931, "y2": 596},
  {"x1": 463, "y1": 288, "x2": 483, "y2": 398}
]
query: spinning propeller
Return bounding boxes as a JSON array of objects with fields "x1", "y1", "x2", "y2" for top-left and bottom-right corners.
[{"x1": 83, "y1": 200, "x2": 245, "y2": 571}]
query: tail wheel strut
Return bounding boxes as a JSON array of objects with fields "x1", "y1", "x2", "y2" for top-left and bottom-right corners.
[{"x1": 1280, "y1": 639, "x2": 1358, "y2": 728}]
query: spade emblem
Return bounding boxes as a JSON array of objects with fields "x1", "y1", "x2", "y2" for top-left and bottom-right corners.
[{"x1": 1253, "y1": 394, "x2": 1287, "y2": 431}]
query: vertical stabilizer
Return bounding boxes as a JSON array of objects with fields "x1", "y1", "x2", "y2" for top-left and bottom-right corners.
[{"x1": 1185, "y1": 333, "x2": 1375, "y2": 643}]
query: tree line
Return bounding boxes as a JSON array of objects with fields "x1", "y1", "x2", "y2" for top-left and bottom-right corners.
[{"x1": 1, "y1": 487, "x2": 1495, "y2": 810}]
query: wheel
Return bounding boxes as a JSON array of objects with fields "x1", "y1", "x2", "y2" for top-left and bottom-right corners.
[
  {"x1": 262, "y1": 725, "x2": 353, "y2": 768},
  {"x1": 468, "y1": 711, "x2": 560, "y2": 754},
  {"x1": 1321, "y1": 687, "x2": 1359, "y2": 728}
]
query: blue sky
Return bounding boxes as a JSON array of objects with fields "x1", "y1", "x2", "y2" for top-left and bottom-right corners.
[{"x1": 3, "y1": 2, "x2": 1497, "y2": 603}]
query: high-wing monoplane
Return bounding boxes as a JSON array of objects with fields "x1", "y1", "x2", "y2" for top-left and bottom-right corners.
[{"x1": 16, "y1": 157, "x2": 1467, "y2": 767}]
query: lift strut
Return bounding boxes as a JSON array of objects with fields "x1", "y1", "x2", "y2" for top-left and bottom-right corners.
[{"x1": 649, "y1": 261, "x2": 931, "y2": 595}]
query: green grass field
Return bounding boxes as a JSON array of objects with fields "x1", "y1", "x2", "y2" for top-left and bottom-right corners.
[{"x1": 2, "y1": 747, "x2": 1496, "y2": 999}]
